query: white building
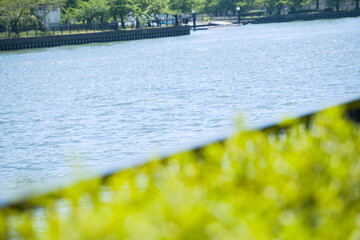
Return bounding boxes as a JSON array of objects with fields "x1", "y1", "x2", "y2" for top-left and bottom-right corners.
[{"x1": 36, "y1": 6, "x2": 61, "y2": 27}]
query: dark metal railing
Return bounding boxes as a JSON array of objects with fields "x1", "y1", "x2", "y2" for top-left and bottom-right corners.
[{"x1": 0, "y1": 19, "x2": 190, "y2": 39}]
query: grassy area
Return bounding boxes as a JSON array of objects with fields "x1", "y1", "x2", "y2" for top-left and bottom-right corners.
[{"x1": 1, "y1": 106, "x2": 360, "y2": 239}]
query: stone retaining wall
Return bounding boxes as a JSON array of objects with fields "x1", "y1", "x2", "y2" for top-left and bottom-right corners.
[{"x1": 0, "y1": 26, "x2": 191, "y2": 51}]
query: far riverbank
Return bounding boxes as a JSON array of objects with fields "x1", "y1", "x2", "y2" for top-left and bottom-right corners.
[{"x1": 191, "y1": 9, "x2": 360, "y2": 27}]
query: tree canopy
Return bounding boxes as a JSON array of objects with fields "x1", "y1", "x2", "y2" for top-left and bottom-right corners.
[{"x1": 0, "y1": 0, "x2": 358, "y2": 32}]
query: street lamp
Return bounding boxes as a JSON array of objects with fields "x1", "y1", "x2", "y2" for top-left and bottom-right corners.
[
  {"x1": 236, "y1": 6, "x2": 241, "y2": 25},
  {"x1": 192, "y1": 10, "x2": 196, "y2": 30}
]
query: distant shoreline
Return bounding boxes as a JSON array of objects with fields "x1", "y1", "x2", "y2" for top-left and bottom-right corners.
[{"x1": 191, "y1": 9, "x2": 360, "y2": 28}]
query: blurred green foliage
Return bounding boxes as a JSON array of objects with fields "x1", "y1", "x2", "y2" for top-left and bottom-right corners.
[{"x1": 1, "y1": 107, "x2": 360, "y2": 239}]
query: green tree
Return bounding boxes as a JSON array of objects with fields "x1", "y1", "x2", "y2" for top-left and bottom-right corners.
[
  {"x1": 78, "y1": 1, "x2": 94, "y2": 23},
  {"x1": 108, "y1": 0, "x2": 132, "y2": 27},
  {"x1": 236, "y1": 0, "x2": 257, "y2": 12},
  {"x1": 202, "y1": 0, "x2": 219, "y2": 16},
  {"x1": 129, "y1": 0, "x2": 167, "y2": 29},
  {"x1": 326, "y1": 0, "x2": 344, "y2": 10},
  {"x1": 354, "y1": 0, "x2": 358, "y2": 9},
  {"x1": 147, "y1": 0, "x2": 168, "y2": 20},
  {"x1": 168, "y1": 0, "x2": 194, "y2": 25},
  {"x1": 61, "y1": 6, "x2": 73, "y2": 23},
  {"x1": 256, "y1": 0, "x2": 284, "y2": 14},
  {"x1": 220, "y1": 0, "x2": 236, "y2": 15},
  {"x1": 131, "y1": 0, "x2": 149, "y2": 28},
  {"x1": 64, "y1": 0, "x2": 80, "y2": 8},
  {"x1": 93, "y1": 0, "x2": 109, "y2": 23},
  {"x1": 0, "y1": 0, "x2": 32, "y2": 36},
  {"x1": 77, "y1": 0, "x2": 109, "y2": 24},
  {"x1": 202, "y1": 0, "x2": 234, "y2": 16},
  {"x1": 285, "y1": 0, "x2": 304, "y2": 12},
  {"x1": 192, "y1": 0, "x2": 205, "y2": 13}
]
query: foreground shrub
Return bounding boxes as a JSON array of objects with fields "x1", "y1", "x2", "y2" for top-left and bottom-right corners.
[{"x1": 1, "y1": 107, "x2": 360, "y2": 239}]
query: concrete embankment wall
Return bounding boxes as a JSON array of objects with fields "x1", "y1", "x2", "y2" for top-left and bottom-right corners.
[
  {"x1": 252, "y1": 10, "x2": 360, "y2": 24},
  {"x1": 0, "y1": 26, "x2": 190, "y2": 51}
]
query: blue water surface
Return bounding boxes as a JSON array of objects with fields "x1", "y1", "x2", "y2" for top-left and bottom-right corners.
[{"x1": 0, "y1": 17, "x2": 359, "y2": 197}]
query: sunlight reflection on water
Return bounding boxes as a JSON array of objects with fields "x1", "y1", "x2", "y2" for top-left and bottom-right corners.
[{"x1": 0, "y1": 17, "x2": 360, "y2": 197}]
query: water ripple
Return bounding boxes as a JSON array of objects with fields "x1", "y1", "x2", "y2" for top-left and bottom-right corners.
[{"x1": 0, "y1": 17, "x2": 360, "y2": 197}]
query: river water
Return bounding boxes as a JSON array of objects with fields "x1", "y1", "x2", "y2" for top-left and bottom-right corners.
[{"x1": 0, "y1": 17, "x2": 359, "y2": 199}]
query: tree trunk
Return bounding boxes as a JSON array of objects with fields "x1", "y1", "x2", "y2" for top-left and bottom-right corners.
[
  {"x1": 174, "y1": 15, "x2": 178, "y2": 26},
  {"x1": 14, "y1": 20, "x2": 19, "y2": 37},
  {"x1": 36, "y1": 19, "x2": 44, "y2": 34},
  {"x1": 355, "y1": 0, "x2": 359, "y2": 9},
  {"x1": 17, "y1": 22, "x2": 20, "y2": 37},
  {"x1": 336, "y1": 2, "x2": 340, "y2": 10},
  {"x1": 316, "y1": 0, "x2": 319, "y2": 10},
  {"x1": 8, "y1": 25, "x2": 11, "y2": 38},
  {"x1": 114, "y1": 9, "x2": 117, "y2": 21},
  {"x1": 136, "y1": 18, "x2": 140, "y2": 28},
  {"x1": 120, "y1": 14, "x2": 125, "y2": 29}
]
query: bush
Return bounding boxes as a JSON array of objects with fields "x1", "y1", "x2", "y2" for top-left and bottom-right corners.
[
  {"x1": 248, "y1": 10, "x2": 265, "y2": 16},
  {"x1": 1, "y1": 107, "x2": 360, "y2": 239},
  {"x1": 289, "y1": 9, "x2": 314, "y2": 14},
  {"x1": 321, "y1": 7, "x2": 334, "y2": 12}
]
